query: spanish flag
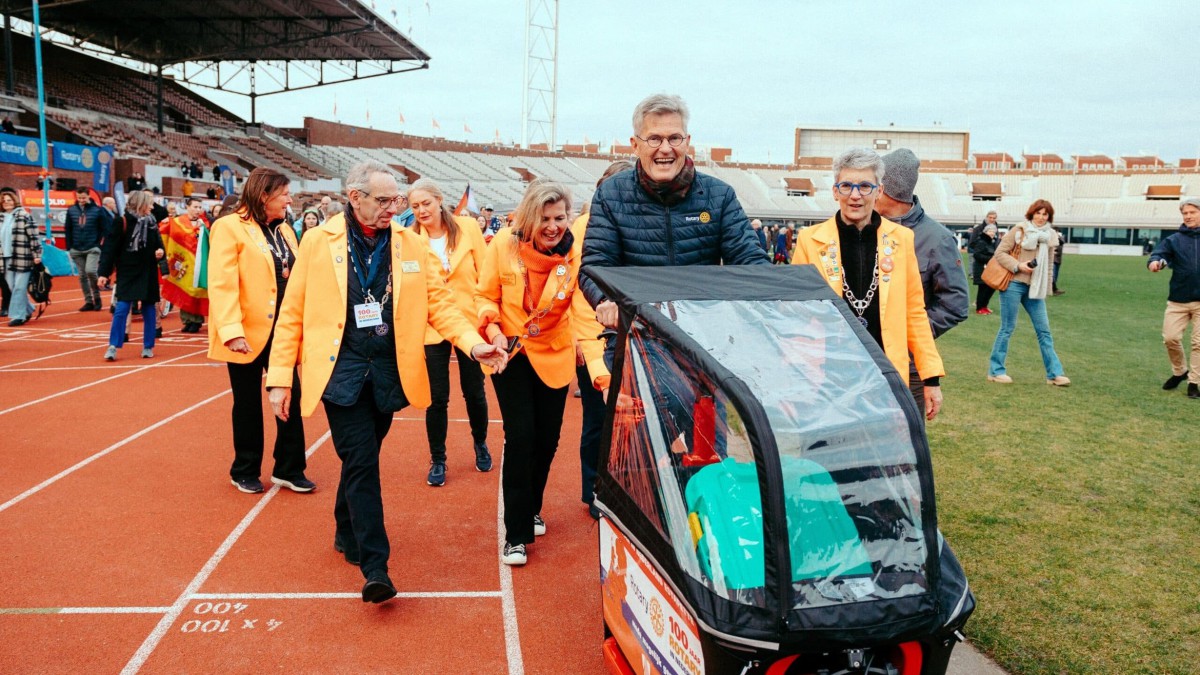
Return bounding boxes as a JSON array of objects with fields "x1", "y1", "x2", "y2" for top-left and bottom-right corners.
[{"x1": 159, "y1": 215, "x2": 209, "y2": 316}]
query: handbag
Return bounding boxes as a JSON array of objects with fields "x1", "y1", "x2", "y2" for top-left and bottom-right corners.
[{"x1": 981, "y1": 230, "x2": 1024, "y2": 291}]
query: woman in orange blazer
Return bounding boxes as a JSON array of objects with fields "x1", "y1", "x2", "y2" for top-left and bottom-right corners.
[
  {"x1": 407, "y1": 178, "x2": 492, "y2": 486},
  {"x1": 476, "y1": 179, "x2": 608, "y2": 566},
  {"x1": 207, "y1": 167, "x2": 311, "y2": 495},
  {"x1": 791, "y1": 148, "x2": 944, "y2": 420}
]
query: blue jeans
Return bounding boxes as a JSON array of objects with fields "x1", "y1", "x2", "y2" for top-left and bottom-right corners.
[
  {"x1": 5, "y1": 268, "x2": 31, "y2": 321},
  {"x1": 988, "y1": 281, "x2": 1064, "y2": 379},
  {"x1": 109, "y1": 300, "x2": 156, "y2": 348}
]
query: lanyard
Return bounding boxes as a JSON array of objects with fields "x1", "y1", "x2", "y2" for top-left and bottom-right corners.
[{"x1": 349, "y1": 228, "x2": 389, "y2": 298}]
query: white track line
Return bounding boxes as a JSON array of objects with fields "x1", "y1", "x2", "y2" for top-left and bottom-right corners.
[
  {"x1": 0, "y1": 389, "x2": 231, "y2": 514},
  {"x1": 121, "y1": 431, "x2": 331, "y2": 675},
  {"x1": 0, "y1": 343, "x2": 101, "y2": 369},
  {"x1": 190, "y1": 591, "x2": 502, "y2": 600},
  {"x1": 0, "y1": 319, "x2": 112, "y2": 343},
  {"x1": 2, "y1": 363, "x2": 220, "y2": 373},
  {"x1": 497, "y1": 449, "x2": 525, "y2": 675},
  {"x1": 0, "y1": 606, "x2": 172, "y2": 614},
  {"x1": 0, "y1": 348, "x2": 208, "y2": 417}
]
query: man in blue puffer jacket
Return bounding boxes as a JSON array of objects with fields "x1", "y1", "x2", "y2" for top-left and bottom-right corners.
[
  {"x1": 580, "y1": 94, "x2": 768, "y2": 327},
  {"x1": 1149, "y1": 197, "x2": 1200, "y2": 398}
]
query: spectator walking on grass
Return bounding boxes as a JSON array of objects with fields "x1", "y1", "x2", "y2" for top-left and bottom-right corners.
[
  {"x1": 969, "y1": 222, "x2": 999, "y2": 314},
  {"x1": 1148, "y1": 197, "x2": 1200, "y2": 398},
  {"x1": 986, "y1": 199, "x2": 1070, "y2": 386}
]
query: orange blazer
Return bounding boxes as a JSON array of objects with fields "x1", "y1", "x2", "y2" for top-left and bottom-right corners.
[
  {"x1": 415, "y1": 215, "x2": 487, "y2": 345},
  {"x1": 265, "y1": 214, "x2": 485, "y2": 417},
  {"x1": 207, "y1": 212, "x2": 299, "y2": 364},
  {"x1": 791, "y1": 216, "x2": 944, "y2": 380},
  {"x1": 475, "y1": 226, "x2": 608, "y2": 390}
]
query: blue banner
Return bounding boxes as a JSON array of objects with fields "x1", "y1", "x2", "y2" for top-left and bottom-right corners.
[
  {"x1": 0, "y1": 131, "x2": 42, "y2": 166},
  {"x1": 94, "y1": 145, "x2": 114, "y2": 192},
  {"x1": 52, "y1": 140, "x2": 99, "y2": 172},
  {"x1": 219, "y1": 165, "x2": 235, "y2": 197}
]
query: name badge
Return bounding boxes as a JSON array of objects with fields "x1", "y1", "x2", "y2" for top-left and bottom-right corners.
[
  {"x1": 401, "y1": 260, "x2": 421, "y2": 273},
  {"x1": 354, "y1": 302, "x2": 383, "y2": 328}
]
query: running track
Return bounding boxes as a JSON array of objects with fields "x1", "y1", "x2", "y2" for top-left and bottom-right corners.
[{"x1": 0, "y1": 286, "x2": 604, "y2": 673}]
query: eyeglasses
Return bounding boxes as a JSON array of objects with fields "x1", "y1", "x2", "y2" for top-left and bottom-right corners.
[
  {"x1": 834, "y1": 181, "x2": 878, "y2": 196},
  {"x1": 361, "y1": 191, "x2": 405, "y2": 208},
  {"x1": 635, "y1": 133, "x2": 687, "y2": 148}
]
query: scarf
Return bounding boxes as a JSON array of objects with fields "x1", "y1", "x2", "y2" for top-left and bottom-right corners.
[
  {"x1": 635, "y1": 156, "x2": 696, "y2": 207},
  {"x1": 127, "y1": 212, "x2": 157, "y2": 253},
  {"x1": 518, "y1": 229, "x2": 574, "y2": 313},
  {"x1": 0, "y1": 211, "x2": 14, "y2": 258},
  {"x1": 1020, "y1": 220, "x2": 1054, "y2": 299}
]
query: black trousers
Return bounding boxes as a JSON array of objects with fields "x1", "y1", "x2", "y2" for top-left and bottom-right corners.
[
  {"x1": 975, "y1": 283, "x2": 997, "y2": 311},
  {"x1": 577, "y1": 364, "x2": 604, "y2": 505},
  {"x1": 424, "y1": 340, "x2": 489, "y2": 462},
  {"x1": 0, "y1": 272, "x2": 10, "y2": 314},
  {"x1": 492, "y1": 352, "x2": 568, "y2": 545},
  {"x1": 324, "y1": 385, "x2": 396, "y2": 577},
  {"x1": 226, "y1": 341, "x2": 306, "y2": 481}
]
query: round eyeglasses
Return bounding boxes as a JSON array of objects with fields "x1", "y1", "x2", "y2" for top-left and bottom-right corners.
[
  {"x1": 834, "y1": 181, "x2": 878, "y2": 196},
  {"x1": 635, "y1": 133, "x2": 687, "y2": 148}
]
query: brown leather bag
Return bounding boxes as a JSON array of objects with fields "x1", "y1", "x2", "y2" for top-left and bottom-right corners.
[{"x1": 982, "y1": 230, "x2": 1023, "y2": 291}]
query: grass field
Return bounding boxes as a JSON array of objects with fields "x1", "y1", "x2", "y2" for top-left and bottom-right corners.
[{"x1": 931, "y1": 254, "x2": 1198, "y2": 674}]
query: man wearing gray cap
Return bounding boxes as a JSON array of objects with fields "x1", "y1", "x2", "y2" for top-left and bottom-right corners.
[
  {"x1": 874, "y1": 148, "x2": 969, "y2": 408},
  {"x1": 1148, "y1": 197, "x2": 1200, "y2": 398}
]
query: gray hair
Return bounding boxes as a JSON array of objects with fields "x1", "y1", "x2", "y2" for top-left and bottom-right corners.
[
  {"x1": 632, "y1": 94, "x2": 689, "y2": 136},
  {"x1": 1180, "y1": 197, "x2": 1200, "y2": 212},
  {"x1": 833, "y1": 147, "x2": 885, "y2": 184},
  {"x1": 345, "y1": 160, "x2": 394, "y2": 194}
]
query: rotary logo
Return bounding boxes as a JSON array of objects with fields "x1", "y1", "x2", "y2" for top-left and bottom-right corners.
[
  {"x1": 698, "y1": 211, "x2": 711, "y2": 223},
  {"x1": 97, "y1": 149, "x2": 112, "y2": 164},
  {"x1": 649, "y1": 597, "x2": 664, "y2": 637},
  {"x1": 24, "y1": 140, "x2": 38, "y2": 162},
  {"x1": 81, "y1": 148, "x2": 94, "y2": 169}
]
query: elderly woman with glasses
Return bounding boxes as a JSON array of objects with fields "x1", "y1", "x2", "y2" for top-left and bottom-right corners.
[
  {"x1": 791, "y1": 147, "x2": 945, "y2": 421},
  {"x1": 0, "y1": 188, "x2": 42, "y2": 326}
]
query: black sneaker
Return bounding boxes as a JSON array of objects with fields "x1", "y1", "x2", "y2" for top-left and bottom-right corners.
[
  {"x1": 231, "y1": 477, "x2": 264, "y2": 494},
  {"x1": 1163, "y1": 374, "x2": 1187, "y2": 390},
  {"x1": 362, "y1": 571, "x2": 397, "y2": 604},
  {"x1": 333, "y1": 533, "x2": 361, "y2": 565},
  {"x1": 7, "y1": 318, "x2": 26, "y2": 327},
  {"x1": 427, "y1": 461, "x2": 446, "y2": 486},
  {"x1": 1189, "y1": 383, "x2": 1199, "y2": 399},
  {"x1": 271, "y1": 476, "x2": 316, "y2": 493},
  {"x1": 501, "y1": 542, "x2": 527, "y2": 566},
  {"x1": 474, "y1": 442, "x2": 493, "y2": 472},
  {"x1": 79, "y1": 303, "x2": 95, "y2": 312}
]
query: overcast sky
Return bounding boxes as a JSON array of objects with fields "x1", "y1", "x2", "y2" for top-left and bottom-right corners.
[{"x1": 196, "y1": 0, "x2": 1200, "y2": 164}]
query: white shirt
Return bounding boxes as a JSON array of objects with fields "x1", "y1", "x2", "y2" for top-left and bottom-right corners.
[{"x1": 428, "y1": 234, "x2": 450, "y2": 271}]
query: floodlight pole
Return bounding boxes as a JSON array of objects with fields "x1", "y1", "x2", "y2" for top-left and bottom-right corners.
[
  {"x1": 521, "y1": 0, "x2": 558, "y2": 150},
  {"x1": 156, "y1": 64, "x2": 164, "y2": 134},
  {"x1": 31, "y1": 0, "x2": 51, "y2": 237},
  {"x1": 3, "y1": 13, "x2": 14, "y2": 95}
]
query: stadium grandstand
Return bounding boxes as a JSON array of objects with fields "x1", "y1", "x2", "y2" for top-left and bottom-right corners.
[{"x1": 0, "y1": 5, "x2": 1195, "y2": 257}]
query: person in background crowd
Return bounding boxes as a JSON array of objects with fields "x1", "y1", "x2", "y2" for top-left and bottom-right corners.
[
  {"x1": 1051, "y1": 226, "x2": 1066, "y2": 296},
  {"x1": 65, "y1": 186, "x2": 113, "y2": 312},
  {"x1": 98, "y1": 191, "x2": 162, "y2": 359},
  {"x1": 1148, "y1": 197, "x2": 1200, "y2": 398},
  {"x1": 970, "y1": 222, "x2": 1000, "y2": 314},
  {"x1": 406, "y1": 177, "x2": 493, "y2": 486},
  {"x1": 207, "y1": 167, "x2": 313, "y2": 496},
  {"x1": 774, "y1": 224, "x2": 792, "y2": 264},
  {"x1": 481, "y1": 204, "x2": 504, "y2": 239},
  {"x1": 266, "y1": 160, "x2": 507, "y2": 603},
  {"x1": 581, "y1": 93, "x2": 768, "y2": 328},
  {"x1": 874, "y1": 148, "x2": 969, "y2": 411},
  {"x1": 987, "y1": 199, "x2": 1070, "y2": 386},
  {"x1": 182, "y1": 178, "x2": 194, "y2": 198},
  {"x1": 212, "y1": 164, "x2": 221, "y2": 182},
  {"x1": 751, "y1": 218, "x2": 768, "y2": 252},
  {"x1": 1, "y1": 116, "x2": 15, "y2": 134},
  {"x1": 792, "y1": 147, "x2": 945, "y2": 420},
  {"x1": 477, "y1": 179, "x2": 608, "y2": 566},
  {"x1": 125, "y1": 172, "x2": 146, "y2": 192},
  {"x1": 161, "y1": 197, "x2": 210, "y2": 333},
  {"x1": 571, "y1": 159, "x2": 632, "y2": 520},
  {"x1": 212, "y1": 195, "x2": 239, "y2": 224},
  {"x1": 318, "y1": 195, "x2": 333, "y2": 223},
  {"x1": 297, "y1": 207, "x2": 320, "y2": 240},
  {"x1": 0, "y1": 187, "x2": 42, "y2": 326}
]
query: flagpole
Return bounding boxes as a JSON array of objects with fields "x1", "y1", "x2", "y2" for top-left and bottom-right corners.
[{"x1": 32, "y1": 0, "x2": 51, "y2": 238}]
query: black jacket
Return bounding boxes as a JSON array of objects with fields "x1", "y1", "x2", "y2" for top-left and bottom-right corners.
[
  {"x1": 1149, "y1": 225, "x2": 1200, "y2": 303},
  {"x1": 580, "y1": 169, "x2": 768, "y2": 306},
  {"x1": 64, "y1": 201, "x2": 113, "y2": 251},
  {"x1": 889, "y1": 196, "x2": 969, "y2": 338},
  {"x1": 968, "y1": 231, "x2": 998, "y2": 284},
  {"x1": 99, "y1": 212, "x2": 163, "y2": 303}
]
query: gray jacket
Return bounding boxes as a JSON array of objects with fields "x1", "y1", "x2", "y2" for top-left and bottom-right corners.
[{"x1": 891, "y1": 196, "x2": 969, "y2": 338}]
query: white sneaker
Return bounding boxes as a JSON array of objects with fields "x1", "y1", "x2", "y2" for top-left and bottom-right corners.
[
  {"x1": 140, "y1": 348, "x2": 153, "y2": 359},
  {"x1": 533, "y1": 514, "x2": 546, "y2": 536},
  {"x1": 104, "y1": 346, "x2": 117, "y2": 361},
  {"x1": 501, "y1": 542, "x2": 527, "y2": 566}
]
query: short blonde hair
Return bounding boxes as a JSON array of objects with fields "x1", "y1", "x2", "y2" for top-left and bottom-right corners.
[{"x1": 125, "y1": 190, "x2": 153, "y2": 216}]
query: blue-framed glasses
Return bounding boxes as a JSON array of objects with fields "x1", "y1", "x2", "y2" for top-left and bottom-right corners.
[{"x1": 834, "y1": 181, "x2": 878, "y2": 196}]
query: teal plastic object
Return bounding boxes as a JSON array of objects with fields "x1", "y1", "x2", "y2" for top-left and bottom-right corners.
[{"x1": 685, "y1": 456, "x2": 872, "y2": 591}]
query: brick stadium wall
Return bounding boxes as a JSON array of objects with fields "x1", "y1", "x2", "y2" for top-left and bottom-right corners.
[{"x1": 0, "y1": 164, "x2": 97, "y2": 192}]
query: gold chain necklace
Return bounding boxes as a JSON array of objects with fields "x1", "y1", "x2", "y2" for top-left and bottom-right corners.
[{"x1": 516, "y1": 252, "x2": 572, "y2": 337}]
